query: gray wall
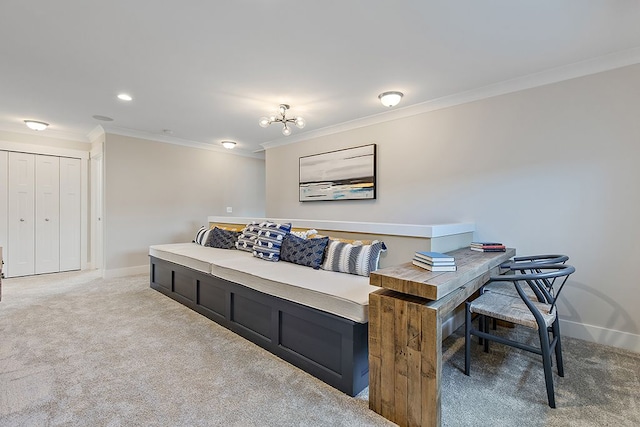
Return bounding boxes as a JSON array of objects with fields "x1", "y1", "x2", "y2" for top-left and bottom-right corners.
[
  {"x1": 104, "y1": 133, "x2": 265, "y2": 274},
  {"x1": 265, "y1": 64, "x2": 640, "y2": 351}
]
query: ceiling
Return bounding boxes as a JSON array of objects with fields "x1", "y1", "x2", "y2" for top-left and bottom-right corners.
[{"x1": 2, "y1": 1, "x2": 640, "y2": 157}]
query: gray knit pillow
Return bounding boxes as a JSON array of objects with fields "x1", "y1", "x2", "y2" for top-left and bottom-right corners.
[{"x1": 321, "y1": 240, "x2": 387, "y2": 277}]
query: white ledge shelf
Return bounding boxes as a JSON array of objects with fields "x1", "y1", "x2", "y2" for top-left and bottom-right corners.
[{"x1": 208, "y1": 216, "x2": 474, "y2": 238}]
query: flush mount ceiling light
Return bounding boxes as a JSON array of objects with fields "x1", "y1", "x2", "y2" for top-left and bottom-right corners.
[
  {"x1": 378, "y1": 91, "x2": 403, "y2": 107},
  {"x1": 24, "y1": 120, "x2": 49, "y2": 131},
  {"x1": 117, "y1": 93, "x2": 133, "y2": 101},
  {"x1": 259, "y1": 104, "x2": 305, "y2": 136},
  {"x1": 221, "y1": 141, "x2": 236, "y2": 149}
]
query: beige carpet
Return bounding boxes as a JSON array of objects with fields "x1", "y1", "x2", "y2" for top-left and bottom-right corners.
[{"x1": 1, "y1": 271, "x2": 639, "y2": 426}]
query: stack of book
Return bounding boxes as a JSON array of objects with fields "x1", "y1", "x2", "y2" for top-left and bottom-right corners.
[
  {"x1": 412, "y1": 251, "x2": 456, "y2": 271},
  {"x1": 470, "y1": 242, "x2": 506, "y2": 252}
]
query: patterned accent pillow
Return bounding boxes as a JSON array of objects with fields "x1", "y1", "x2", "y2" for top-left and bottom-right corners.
[
  {"x1": 252, "y1": 222, "x2": 292, "y2": 262},
  {"x1": 321, "y1": 240, "x2": 387, "y2": 277},
  {"x1": 236, "y1": 222, "x2": 261, "y2": 252},
  {"x1": 193, "y1": 226, "x2": 213, "y2": 246},
  {"x1": 280, "y1": 234, "x2": 329, "y2": 269},
  {"x1": 209, "y1": 227, "x2": 241, "y2": 249},
  {"x1": 290, "y1": 228, "x2": 318, "y2": 239}
]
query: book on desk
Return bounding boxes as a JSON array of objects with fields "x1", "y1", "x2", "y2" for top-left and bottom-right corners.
[
  {"x1": 413, "y1": 251, "x2": 457, "y2": 271},
  {"x1": 470, "y1": 242, "x2": 506, "y2": 252}
]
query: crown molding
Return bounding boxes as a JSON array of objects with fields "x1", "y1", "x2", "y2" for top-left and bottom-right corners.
[
  {"x1": 102, "y1": 125, "x2": 265, "y2": 159},
  {"x1": 262, "y1": 46, "x2": 640, "y2": 150},
  {"x1": 87, "y1": 125, "x2": 105, "y2": 142}
]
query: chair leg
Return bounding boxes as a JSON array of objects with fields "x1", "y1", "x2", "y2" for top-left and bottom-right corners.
[
  {"x1": 538, "y1": 326, "x2": 556, "y2": 408},
  {"x1": 483, "y1": 316, "x2": 490, "y2": 353},
  {"x1": 552, "y1": 320, "x2": 564, "y2": 377},
  {"x1": 465, "y1": 302, "x2": 471, "y2": 376}
]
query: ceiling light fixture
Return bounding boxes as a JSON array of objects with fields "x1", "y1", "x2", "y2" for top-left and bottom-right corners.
[
  {"x1": 259, "y1": 104, "x2": 305, "y2": 136},
  {"x1": 378, "y1": 91, "x2": 403, "y2": 107},
  {"x1": 117, "y1": 93, "x2": 133, "y2": 101},
  {"x1": 221, "y1": 141, "x2": 236, "y2": 149},
  {"x1": 24, "y1": 120, "x2": 49, "y2": 131}
]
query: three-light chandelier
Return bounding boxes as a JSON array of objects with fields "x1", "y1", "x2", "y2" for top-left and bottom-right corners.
[{"x1": 259, "y1": 104, "x2": 305, "y2": 136}]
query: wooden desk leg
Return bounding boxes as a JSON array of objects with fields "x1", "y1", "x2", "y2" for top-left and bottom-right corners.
[
  {"x1": 369, "y1": 292, "x2": 382, "y2": 414},
  {"x1": 369, "y1": 291, "x2": 443, "y2": 427},
  {"x1": 422, "y1": 306, "x2": 442, "y2": 427}
]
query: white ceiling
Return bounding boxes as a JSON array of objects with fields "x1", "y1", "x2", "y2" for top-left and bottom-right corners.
[{"x1": 2, "y1": 1, "x2": 640, "y2": 157}]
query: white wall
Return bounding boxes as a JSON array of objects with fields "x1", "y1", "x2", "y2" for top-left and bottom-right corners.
[
  {"x1": 103, "y1": 133, "x2": 265, "y2": 276},
  {"x1": 265, "y1": 64, "x2": 640, "y2": 352}
]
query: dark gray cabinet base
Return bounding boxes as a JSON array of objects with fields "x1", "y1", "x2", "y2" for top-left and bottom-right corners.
[{"x1": 149, "y1": 256, "x2": 369, "y2": 396}]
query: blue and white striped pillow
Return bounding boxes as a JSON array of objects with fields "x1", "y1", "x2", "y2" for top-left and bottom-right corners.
[
  {"x1": 321, "y1": 240, "x2": 387, "y2": 276},
  {"x1": 252, "y1": 221, "x2": 292, "y2": 261},
  {"x1": 236, "y1": 222, "x2": 261, "y2": 252}
]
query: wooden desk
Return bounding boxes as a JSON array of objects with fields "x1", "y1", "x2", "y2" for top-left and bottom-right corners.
[{"x1": 368, "y1": 247, "x2": 515, "y2": 426}]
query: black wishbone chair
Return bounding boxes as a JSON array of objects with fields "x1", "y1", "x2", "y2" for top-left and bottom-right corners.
[{"x1": 464, "y1": 263, "x2": 575, "y2": 408}]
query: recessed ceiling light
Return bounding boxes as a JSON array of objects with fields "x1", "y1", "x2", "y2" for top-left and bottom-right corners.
[
  {"x1": 24, "y1": 120, "x2": 49, "y2": 131},
  {"x1": 92, "y1": 115, "x2": 114, "y2": 121},
  {"x1": 117, "y1": 93, "x2": 133, "y2": 101},
  {"x1": 221, "y1": 141, "x2": 236, "y2": 149}
]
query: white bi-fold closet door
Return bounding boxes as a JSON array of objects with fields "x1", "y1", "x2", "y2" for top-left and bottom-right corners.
[{"x1": 5, "y1": 151, "x2": 81, "y2": 277}]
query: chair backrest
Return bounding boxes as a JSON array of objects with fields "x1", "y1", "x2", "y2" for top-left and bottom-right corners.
[
  {"x1": 501, "y1": 255, "x2": 569, "y2": 302},
  {"x1": 489, "y1": 264, "x2": 575, "y2": 322}
]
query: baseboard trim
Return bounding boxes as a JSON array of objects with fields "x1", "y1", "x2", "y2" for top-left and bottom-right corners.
[
  {"x1": 103, "y1": 265, "x2": 148, "y2": 279},
  {"x1": 560, "y1": 319, "x2": 640, "y2": 353}
]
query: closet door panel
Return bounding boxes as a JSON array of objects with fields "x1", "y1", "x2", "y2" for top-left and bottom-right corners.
[
  {"x1": 59, "y1": 157, "x2": 81, "y2": 271},
  {"x1": 7, "y1": 152, "x2": 35, "y2": 277},
  {"x1": 35, "y1": 155, "x2": 60, "y2": 274}
]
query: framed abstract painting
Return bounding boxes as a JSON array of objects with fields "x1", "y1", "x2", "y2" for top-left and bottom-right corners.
[{"x1": 299, "y1": 144, "x2": 376, "y2": 201}]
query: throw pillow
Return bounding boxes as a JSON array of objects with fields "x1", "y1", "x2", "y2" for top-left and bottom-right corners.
[
  {"x1": 193, "y1": 226, "x2": 213, "y2": 246},
  {"x1": 321, "y1": 240, "x2": 387, "y2": 277},
  {"x1": 209, "y1": 227, "x2": 241, "y2": 249},
  {"x1": 252, "y1": 221, "x2": 292, "y2": 262},
  {"x1": 280, "y1": 234, "x2": 329, "y2": 269},
  {"x1": 236, "y1": 222, "x2": 261, "y2": 252},
  {"x1": 290, "y1": 228, "x2": 318, "y2": 239}
]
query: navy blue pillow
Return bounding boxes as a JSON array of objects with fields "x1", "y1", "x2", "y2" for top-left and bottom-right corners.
[
  {"x1": 280, "y1": 234, "x2": 329, "y2": 269},
  {"x1": 209, "y1": 227, "x2": 240, "y2": 249}
]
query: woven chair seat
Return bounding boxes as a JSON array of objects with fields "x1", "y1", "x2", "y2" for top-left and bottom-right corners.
[
  {"x1": 483, "y1": 281, "x2": 539, "y2": 299},
  {"x1": 469, "y1": 292, "x2": 556, "y2": 329}
]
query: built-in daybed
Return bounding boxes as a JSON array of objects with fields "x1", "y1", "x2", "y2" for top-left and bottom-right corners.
[{"x1": 149, "y1": 217, "x2": 475, "y2": 396}]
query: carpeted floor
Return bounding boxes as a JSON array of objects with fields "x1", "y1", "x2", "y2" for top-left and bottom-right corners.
[{"x1": 1, "y1": 271, "x2": 638, "y2": 426}]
